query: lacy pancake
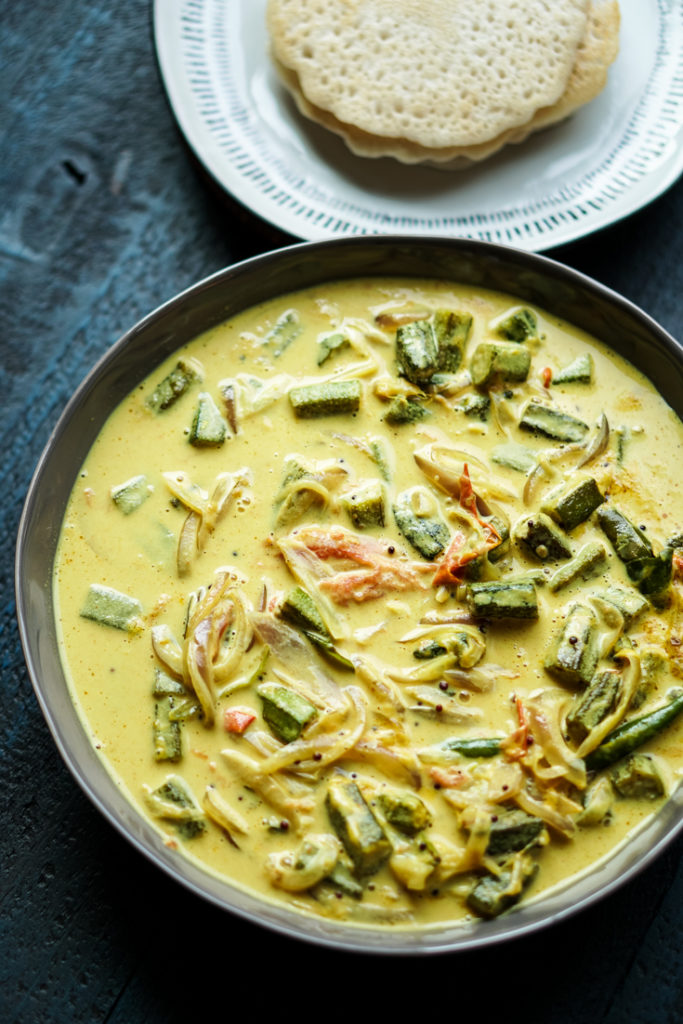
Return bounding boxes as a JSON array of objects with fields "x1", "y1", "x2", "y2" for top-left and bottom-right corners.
[{"x1": 268, "y1": 0, "x2": 620, "y2": 165}]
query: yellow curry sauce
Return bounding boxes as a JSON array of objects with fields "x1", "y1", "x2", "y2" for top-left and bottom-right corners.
[{"x1": 54, "y1": 278, "x2": 683, "y2": 929}]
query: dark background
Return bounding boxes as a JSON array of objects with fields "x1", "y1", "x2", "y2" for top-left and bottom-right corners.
[{"x1": 2, "y1": 2, "x2": 683, "y2": 1021}]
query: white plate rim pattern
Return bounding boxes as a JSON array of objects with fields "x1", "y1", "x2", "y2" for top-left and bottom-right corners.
[{"x1": 154, "y1": 0, "x2": 683, "y2": 250}]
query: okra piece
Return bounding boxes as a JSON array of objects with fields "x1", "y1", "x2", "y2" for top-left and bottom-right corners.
[
  {"x1": 388, "y1": 832, "x2": 440, "y2": 891},
  {"x1": 266, "y1": 308, "x2": 302, "y2": 357},
  {"x1": 278, "y1": 587, "x2": 354, "y2": 671},
  {"x1": 153, "y1": 666, "x2": 186, "y2": 697},
  {"x1": 147, "y1": 778, "x2": 206, "y2": 839},
  {"x1": 609, "y1": 753, "x2": 665, "y2": 800},
  {"x1": 413, "y1": 638, "x2": 448, "y2": 660},
  {"x1": 322, "y1": 860, "x2": 364, "y2": 899},
  {"x1": 630, "y1": 647, "x2": 667, "y2": 711},
  {"x1": 453, "y1": 393, "x2": 490, "y2": 421},
  {"x1": 593, "y1": 585, "x2": 648, "y2": 629},
  {"x1": 585, "y1": 688, "x2": 683, "y2": 771},
  {"x1": 279, "y1": 586, "x2": 329, "y2": 638},
  {"x1": 369, "y1": 437, "x2": 392, "y2": 483},
  {"x1": 341, "y1": 480, "x2": 386, "y2": 529},
  {"x1": 153, "y1": 696, "x2": 182, "y2": 762},
  {"x1": 80, "y1": 583, "x2": 142, "y2": 632},
  {"x1": 316, "y1": 331, "x2": 349, "y2": 366},
  {"x1": 376, "y1": 789, "x2": 432, "y2": 836},
  {"x1": 383, "y1": 395, "x2": 430, "y2": 424},
  {"x1": 491, "y1": 442, "x2": 537, "y2": 474},
  {"x1": 470, "y1": 342, "x2": 531, "y2": 387},
  {"x1": 544, "y1": 604, "x2": 598, "y2": 687},
  {"x1": 552, "y1": 353, "x2": 593, "y2": 385},
  {"x1": 302, "y1": 630, "x2": 355, "y2": 672},
  {"x1": 111, "y1": 474, "x2": 151, "y2": 515},
  {"x1": 492, "y1": 306, "x2": 538, "y2": 343},
  {"x1": 468, "y1": 580, "x2": 539, "y2": 620},
  {"x1": 486, "y1": 810, "x2": 546, "y2": 857},
  {"x1": 542, "y1": 477, "x2": 605, "y2": 532},
  {"x1": 565, "y1": 670, "x2": 623, "y2": 745},
  {"x1": 519, "y1": 401, "x2": 589, "y2": 443},
  {"x1": 487, "y1": 515, "x2": 511, "y2": 564},
  {"x1": 547, "y1": 542, "x2": 608, "y2": 592},
  {"x1": 467, "y1": 853, "x2": 538, "y2": 918},
  {"x1": 439, "y1": 736, "x2": 503, "y2": 758},
  {"x1": 288, "y1": 379, "x2": 361, "y2": 418},
  {"x1": 596, "y1": 506, "x2": 653, "y2": 563},
  {"x1": 257, "y1": 682, "x2": 317, "y2": 743},
  {"x1": 433, "y1": 308, "x2": 472, "y2": 372},
  {"x1": 189, "y1": 391, "x2": 227, "y2": 447},
  {"x1": 146, "y1": 358, "x2": 201, "y2": 412},
  {"x1": 514, "y1": 512, "x2": 573, "y2": 561},
  {"x1": 326, "y1": 778, "x2": 391, "y2": 877},
  {"x1": 625, "y1": 547, "x2": 673, "y2": 597},
  {"x1": 393, "y1": 489, "x2": 450, "y2": 560},
  {"x1": 395, "y1": 319, "x2": 439, "y2": 385}
]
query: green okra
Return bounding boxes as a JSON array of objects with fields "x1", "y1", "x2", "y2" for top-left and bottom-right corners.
[
  {"x1": 342, "y1": 480, "x2": 386, "y2": 529},
  {"x1": 376, "y1": 789, "x2": 432, "y2": 836},
  {"x1": 146, "y1": 358, "x2": 201, "y2": 413},
  {"x1": 453, "y1": 393, "x2": 490, "y2": 421},
  {"x1": 519, "y1": 401, "x2": 590, "y2": 443},
  {"x1": 491, "y1": 442, "x2": 537, "y2": 474},
  {"x1": 266, "y1": 308, "x2": 302, "y2": 357},
  {"x1": 383, "y1": 395, "x2": 430, "y2": 424},
  {"x1": 626, "y1": 547, "x2": 673, "y2": 597},
  {"x1": 467, "y1": 580, "x2": 539, "y2": 620},
  {"x1": 596, "y1": 506, "x2": 652, "y2": 563},
  {"x1": 544, "y1": 603, "x2": 598, "y2": 687},
  {"x1": 433, "y1": 308, "x2": 472, "y2": 372},
  {"x1": 148, "y1": 778, "x2": 206, "y2": 839},
  {"x1": 487, "y1": 516, "x2": 511, "y2": 564},
  {"x1": 111, "y1": 474, "x2": 151, "y2": 515},
  {"x1": 323, "y1": 860, "x2": 364, "y2": 899},
  {"x1": 80, "y1": 584, "x2": 142, "y2": 632},
  {"x1": 279, "y1": 586, "x2": 330, "y2": 638},
  {"x1": 585, "y1": 689, "x2": 683, "y2": 772},
  {"x1": 552, "y1": 354, "x2": 593, "y2": 385},
  {"x1": 547, "y1": 542, "x2": 608, "y2": 592},
  {"x1": 514, "y1": 512, "x2": 573, "y2": 562},
  {"x1": 593, "y1": 585, "x2": 649, "y2": 629},
  {"x1": 467, "y1": 854, "x2": 538, "y2": 919},
  {"x1": 257, "y1": 682, "x2": 317, "y2": 743},
  {"x1": 153, "y1": 696, "x2": 183, "y2": 763},
  {"x1": 393, "y1": 489, "x2": 450, "y2": 560},
  {"x1": 609, "y1": 753, "x2": 666, "y2": 800},
  {"x1": 470, "y1": 342, "x2": 531, "y2": 387},
  {"x1": 486, "y1": 810, "x2": 546, "y2": 857},
  {"x1": 317, "y1": 331, "x2": 349, "y2": 365},
  {"x1": 288, "y1": 379, "x2": 362, "y2": 418},
  {"x1": 326, "y1": 778, "x2": 391, "y2": 877},
  {"x1": 189, "y1": 391, "x2": 227, "y2": 447},
  {"x1": 395, "y1": 319, "x2": 439, "y2": 385},
  {"x1": 492, "y1": 307, "x2": 538, "y2": 343},
  {"x1": 565, "y1": 670, "x2": 623, "y2": 745},
  {"x1": 542, "y1": 477, "x2": 605, "y2": 532}
]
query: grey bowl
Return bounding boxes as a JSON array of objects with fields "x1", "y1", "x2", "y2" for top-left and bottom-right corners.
[{"x1": 16, "y1": 235, "x2": 683, "y2": 954}]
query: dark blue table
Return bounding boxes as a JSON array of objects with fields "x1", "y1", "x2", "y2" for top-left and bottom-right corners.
[{"x1": 3, "y1": 3, "x2": 683, "y2": 1021}]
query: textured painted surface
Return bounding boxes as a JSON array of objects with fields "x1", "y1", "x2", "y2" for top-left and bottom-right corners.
[{"x1": 2, "y1": 2, "x2": 683, "y2": 1022}]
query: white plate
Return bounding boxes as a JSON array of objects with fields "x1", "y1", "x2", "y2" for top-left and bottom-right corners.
[{"x1": 154, "y1": 0, "x2": 683, "y2": 250}]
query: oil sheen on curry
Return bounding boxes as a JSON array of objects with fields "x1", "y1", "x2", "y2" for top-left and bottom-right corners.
[{"x1": 55, "y1": 277, "x2": 683, "y2": 929}]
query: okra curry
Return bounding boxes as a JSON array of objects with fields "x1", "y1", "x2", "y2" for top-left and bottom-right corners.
[{"x1": 54, "y1": 277, "x2": 683, "y2": 929}]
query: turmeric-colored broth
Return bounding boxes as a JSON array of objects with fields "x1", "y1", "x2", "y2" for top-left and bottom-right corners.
[{"x1": 54, "y1": 278, "x2": 683, "y2": 929}]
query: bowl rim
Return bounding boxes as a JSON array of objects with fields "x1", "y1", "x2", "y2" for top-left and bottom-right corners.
[{"x1": 15, "y1": 233, "x2": 683, "y2": 954}]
